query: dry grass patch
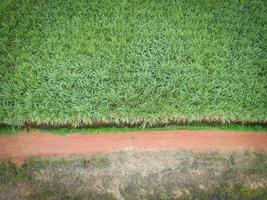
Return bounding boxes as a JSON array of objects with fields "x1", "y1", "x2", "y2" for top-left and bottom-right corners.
[{"x1": 0, "y1": 150, "x2": 266, "y2": 199}]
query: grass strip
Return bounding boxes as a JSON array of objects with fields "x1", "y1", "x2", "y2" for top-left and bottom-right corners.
[{"x1": 0, "y1": 124, "x2": 266, "y2": 135}]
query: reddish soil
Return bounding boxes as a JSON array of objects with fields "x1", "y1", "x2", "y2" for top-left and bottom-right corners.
[{"x1": 0, "y1": 130, "x2": 267, "y2": 162}]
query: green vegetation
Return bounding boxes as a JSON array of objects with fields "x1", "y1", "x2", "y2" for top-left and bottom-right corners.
[
  {"x1": 1, "y1": 124, "x2": 266, "y2": 135},
  {"x1": 183, "y1": 186, "x2": 267, "y2": 200},
  {"x1": 43, "y1": 124, "x2": 267, "y2": 134},
  {"x1": 1, "y1": 0, "x2": 266, "y2": 127},
  {"x1": 88, "y1": 154, "x2": 111, "y2": 169},
  {"x1": 0, "y1": 150, "x2": 266, "y2": 199}
]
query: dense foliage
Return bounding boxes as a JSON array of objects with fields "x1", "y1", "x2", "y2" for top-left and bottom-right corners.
[{"x1": 1, "y1": 0, "x2": 266, "y2": 127}]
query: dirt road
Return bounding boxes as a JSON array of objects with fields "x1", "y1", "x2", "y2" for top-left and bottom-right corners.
[{"x1": 0, "y1": 130, "x2": 267, "y2": 162}]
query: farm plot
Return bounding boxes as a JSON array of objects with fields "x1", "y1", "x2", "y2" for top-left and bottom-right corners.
[{"x1": 0, "y1": 0, "x2": 266, "y2": 127}]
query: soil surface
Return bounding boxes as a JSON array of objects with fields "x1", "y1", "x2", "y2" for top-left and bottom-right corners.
[{"x1": 0, "y1": 130, "x2": 267, "y2": 162}]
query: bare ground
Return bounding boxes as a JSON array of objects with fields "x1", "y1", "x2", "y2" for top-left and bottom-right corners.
[{"x1": 0, "y1": 130, "x2": 267, "y2": 163}]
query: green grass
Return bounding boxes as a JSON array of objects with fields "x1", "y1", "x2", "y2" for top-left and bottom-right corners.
[
  {"x1": 183, "y1": 186, "x2": 267, "y2": 200},
  {"x1": 41, "y1": 124, "x2": 267, "y2": 135},
  {"x1": 0, "y1": 124, "x2": 266, "y2": 135},
  {"x1": 1, "y1": 0, "x2": 266, "y2": 127}
]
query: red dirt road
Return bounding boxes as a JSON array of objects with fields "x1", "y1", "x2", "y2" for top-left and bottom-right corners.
[{"x1": 0, "y1": 130, "x2": 267, "y2": 162}]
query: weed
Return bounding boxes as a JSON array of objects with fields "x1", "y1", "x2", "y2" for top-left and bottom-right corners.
[
  {"x1": 185, "y1": 185, "x2": 267, "y2": 200},
  {"x1": 88, "y1": 154, "x2": 111, "y2": 170},
  {"x1": 0, "y1": 150, "x2": 266, "y2": 199}
]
